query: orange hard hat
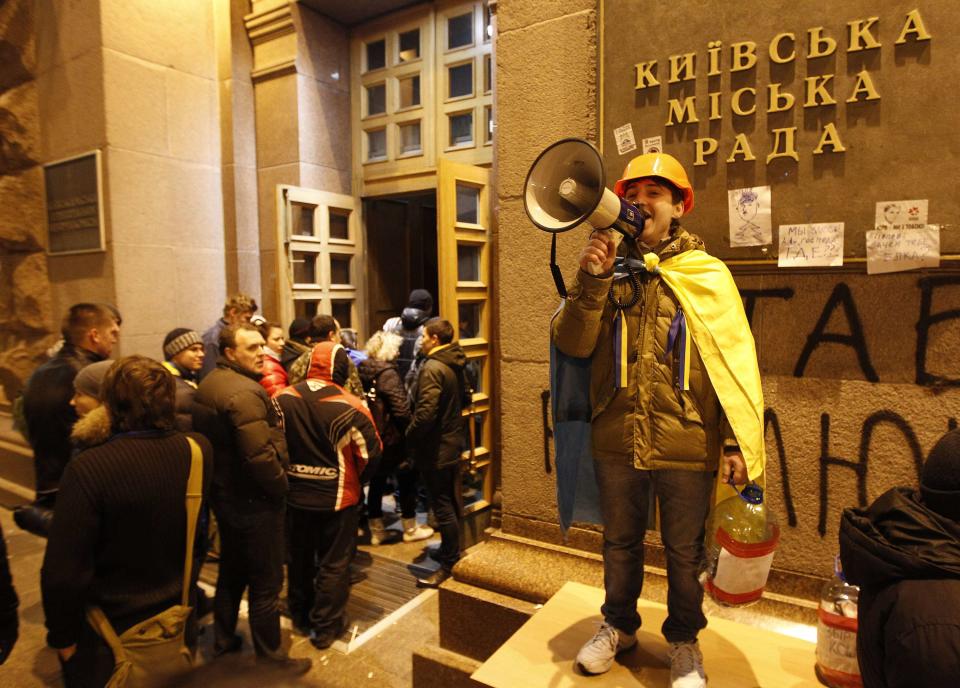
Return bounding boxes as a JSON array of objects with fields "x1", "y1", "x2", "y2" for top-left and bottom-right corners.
[{"x1": 613, "y1": 152, "x2": 694, "y2": 214}]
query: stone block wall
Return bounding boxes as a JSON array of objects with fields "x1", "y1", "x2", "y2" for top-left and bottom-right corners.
[{"x1": 494, "y1": 0, "x2": 960, "y2": 580}]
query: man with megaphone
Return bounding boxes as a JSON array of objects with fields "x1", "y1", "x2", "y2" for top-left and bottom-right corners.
[{"x1": 547, "y1": 149, "x2": 764, "y2": 686}]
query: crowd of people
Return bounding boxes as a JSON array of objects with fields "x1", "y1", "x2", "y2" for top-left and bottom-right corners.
[{"x1": 1, "y1": 289, "x2": 471, "y2": 685}]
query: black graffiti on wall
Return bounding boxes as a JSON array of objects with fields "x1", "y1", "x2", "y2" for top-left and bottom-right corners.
[
  {"x1": 763, "y1": 407, "x2": 955, "y2": 536},
  {"x1": 916, "y1": 276, "x2": 960, "y2": 387},
  {"x1": 741, "y1": 279, "x2": 960, "y2": 387}
]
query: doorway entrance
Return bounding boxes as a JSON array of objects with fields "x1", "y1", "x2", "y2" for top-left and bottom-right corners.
[{"x1": 364, "y1": 191, "x2": 438, "y2": 332}]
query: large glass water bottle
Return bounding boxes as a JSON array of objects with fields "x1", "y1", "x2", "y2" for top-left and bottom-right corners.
[{"x1": 815, "y1": 556, "x2": 862, "y2": 688}]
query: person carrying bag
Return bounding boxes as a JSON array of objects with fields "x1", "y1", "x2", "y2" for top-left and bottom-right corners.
[{"x1": 84, "y1": 436, "x2": 204, "y2": 687}]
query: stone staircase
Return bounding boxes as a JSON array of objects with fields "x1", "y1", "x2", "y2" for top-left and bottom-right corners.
[{"x1": 0, "y1": 410, "x2": 33, "y2": 505}]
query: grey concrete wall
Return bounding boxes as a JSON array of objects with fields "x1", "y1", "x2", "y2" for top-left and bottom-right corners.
[{"x1": 494, "y1": 0, "x2": 960, "y2": 580}]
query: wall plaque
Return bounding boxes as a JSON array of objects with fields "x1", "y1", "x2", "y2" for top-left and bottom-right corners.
[{"x1": 44, "y1": 151, "x2": 105, "y2": 254}]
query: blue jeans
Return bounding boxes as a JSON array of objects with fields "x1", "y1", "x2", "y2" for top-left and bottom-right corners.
[{"x1": 594, "y1": 461, "x2": 714, "y2": 642}]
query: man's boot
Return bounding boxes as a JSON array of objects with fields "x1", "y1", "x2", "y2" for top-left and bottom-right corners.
[{"x1": 368, "y1": 517, "x2": 387, "y2": 545}]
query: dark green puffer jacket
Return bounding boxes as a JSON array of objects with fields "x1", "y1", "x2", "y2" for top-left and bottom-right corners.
[
  {"x1": 552, "y1": 228, "x2": 734, "y2": 472},
  {"x1": 407, "y1": 343, "x2": 467, "y2": 470}
]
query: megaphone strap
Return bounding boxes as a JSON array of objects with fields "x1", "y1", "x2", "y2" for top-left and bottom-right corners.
[{"x1": 549, "y1": 233, "x2": 568, "y2": 299}]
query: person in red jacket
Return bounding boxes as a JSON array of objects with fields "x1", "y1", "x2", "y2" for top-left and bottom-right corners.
[
  {"x1": 258, "y1": 321, "x2": 289, "y2": 397},
  {"x1": 274, "y1": 341, "x2": 382, "y2": 649}
]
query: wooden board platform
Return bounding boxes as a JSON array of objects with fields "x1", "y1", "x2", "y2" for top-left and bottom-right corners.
[{"x1": 472, "y1": 581, "x2": 820, "y2": 688}]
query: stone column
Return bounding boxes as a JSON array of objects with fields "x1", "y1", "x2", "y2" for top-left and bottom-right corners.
[
  {"x1": 245, "y1": 0, "x2": 350, "y2": 320},
  {"x1": 0, "y1": 0, "x2": 52, "y2": 402}
]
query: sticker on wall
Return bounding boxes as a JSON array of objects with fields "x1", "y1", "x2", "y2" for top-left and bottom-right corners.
[
  {"x1": 614, "y1": 123, "x2": 637, "y2": 155},
  {"x1": 875, "y1": 199, "x2": 928, "y2": 230},
  {"x1": 866, "y1": 225, "x2": 940, "y2": 275},
  {"x1": 778, "y1": 223, "x2": 844, "y2": 268},
  {"x1": 728, "y1": 185, "x2": 772, "y2": 247},
  {"x1": 642, "y1": 136, "x2": 663, "y2": 154}
]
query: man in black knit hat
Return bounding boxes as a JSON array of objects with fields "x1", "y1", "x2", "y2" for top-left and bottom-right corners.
[
  {"x1": 161, "y1": 328, "x2": 204, "y2": 432},
  {"x1": 383, "y1": 289, "x2": 434, "y2": 380},
  {"x1": 839, "y1": 429, "x2": 960, "y2": 688}
]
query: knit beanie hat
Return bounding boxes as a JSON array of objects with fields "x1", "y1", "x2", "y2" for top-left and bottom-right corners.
[
  {"x1": 163, "y1": 328, "x2": 202, "y2": 360},
  {"x1": 289, "y1": 317, "x2": 311, "y2": 341},
  {"x1": 920, "y1": 429, "x2": 960, "y2": 522},
  {"x1": 74, "y1": 360, "x2": 114, "y2": 400},
  {"x1": 407, "y1": 289, "x2": 433, "y2": 313}
]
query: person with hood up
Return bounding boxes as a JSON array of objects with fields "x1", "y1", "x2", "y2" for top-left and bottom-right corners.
[
  {"x1": 406, "y1": 319, "x2": 469, "y2": 588},
  {"x1": 383, "y1": 289, "x2": 434, "y2": 380},
  {"x1": 839, "y1": 429, "x2": 960, "y2": 688},
  {"x1": 274, "y1": 340, "x2": 382, "y2": 649}
]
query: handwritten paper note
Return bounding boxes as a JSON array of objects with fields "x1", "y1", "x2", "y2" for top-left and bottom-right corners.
[
  {"x1": 778, "y1": 223, "x2": 844, "y2": 268},
  {"x1": 728, "y1": 185, "x2": 772, "y2": 247},
  {"x1": 875, "y1": 199, "x2": 928, "y2": 229},
  {"x1": 866, "y1": 225, "x2": 940, "y2": 274}
]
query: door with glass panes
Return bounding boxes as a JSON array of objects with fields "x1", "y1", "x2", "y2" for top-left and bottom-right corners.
[
  {"x1": 277, "y1": 187, "x2": 364, "y2": 337},
  {"x1": 437, "y1": 158, "x2": 494, "y2": 523}
]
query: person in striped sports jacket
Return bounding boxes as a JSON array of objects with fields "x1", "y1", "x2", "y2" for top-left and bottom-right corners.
[{"x1": 274, "y1": 340, "x2": 382, "y2": 650}]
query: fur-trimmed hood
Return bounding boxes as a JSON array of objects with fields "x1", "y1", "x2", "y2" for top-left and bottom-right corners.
[{"x1": 70, "y1": 405, "x2": 112, "y2": 451}]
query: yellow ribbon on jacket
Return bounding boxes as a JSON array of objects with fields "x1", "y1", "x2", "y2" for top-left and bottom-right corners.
[{"x1": 645, "y1": 250, "x2": 766, "y2": 482}]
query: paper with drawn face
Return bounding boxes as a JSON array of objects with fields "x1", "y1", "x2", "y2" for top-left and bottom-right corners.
[
  {"x1": 778, "y1": 223, "x2": 844, "y2": 267},
  {"x1": 875, "y1": 199, "x2": 927, "y2": 230},
  {"x1": 866, "y1": 225, "x2": 940, "y2": 274},
  {"x1": 728, "y1": 186, "x2": 772, "y2": 247}
]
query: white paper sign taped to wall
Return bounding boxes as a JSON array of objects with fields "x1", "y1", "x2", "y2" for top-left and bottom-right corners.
[
  {"x1": 875, "y1": 199, "x2": 928, "y2": 229},
  {"x1": 614, "y1": 123, "x2": 637, "y2": 155},
  {"x1": 778, "y1": 223, "x2": 844, "y2": 268},
  {"x1": 728, "y1": 185, "x2": 772, "y2": 247},
  {"x1": 642, "y1": 135, "x2": 662, "y2": 154},
  {"x1": 866, "y1": 225, "x2": 940, "y2": 274}
]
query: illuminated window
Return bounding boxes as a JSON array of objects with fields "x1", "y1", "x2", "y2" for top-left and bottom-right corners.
[
  {"x1": 366, "y1": 39, "x2": 385, "y2": 71},
  {"x1": 449, "y1": 62, "x2": 473, "y2": 99},
  {"x1": 366, "y1": 83, "x2": 386, "y2": 116},
  {"x1": 399, "y1": 28, "x2": 420, "y2": 62},
  {"x1": 456, "y1": 184, "x2": 479, "y2": 223},
  {"x1": 458, "y1": 243, "x2": 481, "y2": 281},
  {"x1": 293, "y1": 251, "x2": 317, "y2": 284},
  {"x1": 449, "y1": 111, "x2": 473, "y2": 147},
  {"x1": 448, "y1": 12, "x2": 473, "y2": 50},
  {"x1": 399, "y1": 121, "x2": 422, "y2": 155},
  {"x1": 329, "y1": 208, "x2": 350, "y2": 240},
  {"x1": 366, "y1": 129, "x2": 387, "y2": 161},
  {"x1": 398, "y1": 74, "x2": 421, "y2": 109}
]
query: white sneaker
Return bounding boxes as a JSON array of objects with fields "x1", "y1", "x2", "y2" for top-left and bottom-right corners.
[
  {"x1": 402, "y1": 517, "x2": 434, "y2": 542},
  {"x1": 669, "y1": 640, "x2": 706, "y2": 687},
  {"x1": 575, "y1": 622, "x2": 637, "y2": 675},
  {"x1": 369, "y1": 517, "x2": 387, "y2": 546}
]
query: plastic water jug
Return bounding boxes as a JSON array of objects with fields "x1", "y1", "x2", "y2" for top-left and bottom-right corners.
[{"x1": 700, "y1": 483, "x2": 779, "y2": 606}]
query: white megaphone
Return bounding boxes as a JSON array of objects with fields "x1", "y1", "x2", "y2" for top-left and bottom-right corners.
[{"x1": 524, "y1": 138, "x2": 648, "y2": 278}]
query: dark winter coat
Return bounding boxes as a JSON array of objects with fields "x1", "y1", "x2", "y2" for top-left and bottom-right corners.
[
  {"x1": 384, "y1": 307, "x2": 432, "y2": 378},
  {"x1": 199, "y1": 318, "x2": 228, "y2": 379},
  {"x1": 0, "y1": 520, "x2": 17, "y2": 665},
  {"x1": 839, "y1": 487, "x2": 960, "y2": 688},
  {"x1": 357, "y1": 358, "x2": 411, "y2": 449},
  {"x1": 280, "y1": 339, "x2": 311, "y2": 373},
  {"x1": 22, "y1": 344, "x2": 105, "y2": 502},
  {"x1": 274, "y1": 342, "x2": 381, "y2": 512},
  {"x1": 192, "y1": 358, "x2": 289, "y2": 509},
  {"x1": 406, "y1": 343, "x2": 467, "y2": 471},
  {"x1": 162, "y1": 361, "x2": 198, "y2": 432},
  {"x1": 41, "y1": 431, "x2": 213, "y2": 648}
]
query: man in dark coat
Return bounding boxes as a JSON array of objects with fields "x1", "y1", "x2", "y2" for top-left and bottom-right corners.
[
  {"x1": 0, "y1": 520, "x2": 17, "y2": 665},
  {"x1": 275, "y1": 341, "x2": 381, "y2": 648},
  {"x1": 839, "y1": 429, "x2": 960, "y2": 688},
  {"x1": 383, "y1": 288, "x2": 434, "y2": 380},
  {"x1": 281, "y1": 317, "x2": 312, "y2": 372},
  {"x1": 161, "y1": 328, "x2": 205, "y2": 432},
  {"x1": 406, "y1": 319, "x2": 468, "y2": 588},
  {"x1": 199, "y1": 293, "x2": 257, "y2": 379},
  {"x1": 193, "y1": 324, "x2": 308, "y2": 673},
  {"x1": 21, "y1": 303, "x2": 120, "y2": 508}
]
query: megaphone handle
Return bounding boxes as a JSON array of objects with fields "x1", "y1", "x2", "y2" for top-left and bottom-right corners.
[{"x1": 549, "y1": 233, "x2": 568, "y2": 298}]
